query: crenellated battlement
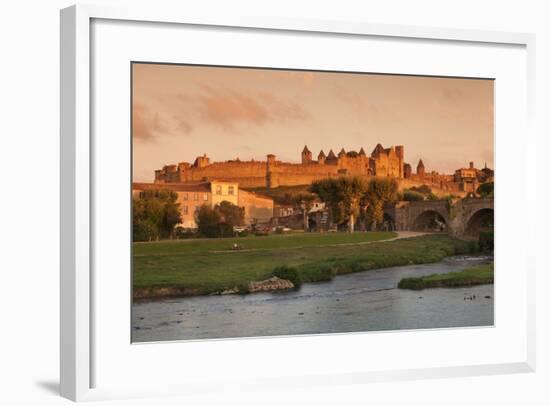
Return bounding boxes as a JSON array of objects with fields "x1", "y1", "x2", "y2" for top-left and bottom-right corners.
[{"x1": 154, "y1": 143, "x2": 405, "y2": 188}]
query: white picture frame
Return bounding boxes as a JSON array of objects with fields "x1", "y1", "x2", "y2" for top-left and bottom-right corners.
[{"x1": 60, "y1": 4, "x2": 536, "y2": 402}]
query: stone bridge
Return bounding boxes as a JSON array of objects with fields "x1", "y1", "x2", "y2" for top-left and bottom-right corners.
[{"x1": 383, "y1": 198, "x2": 494, "y2": 237}]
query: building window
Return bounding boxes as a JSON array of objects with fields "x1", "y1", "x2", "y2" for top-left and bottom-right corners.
[
  {"x1": 203, "y1": 193, "x2": 208, "y2": 201},
  {"x1": 183, "y1": 192, "x2": 188, "y2": 201},
  {"x1": 194, "y1": 193, "x2": 199, "y2": 201},
  {"x1": 228, "y1": 186, "x2": 234, "y2": 195},
  {"x1": 215, "y1": 185, "x2": 222, "y2": 195},
  {"x1": 182, "y1": 206, "x2": 188, "y2": 215}
]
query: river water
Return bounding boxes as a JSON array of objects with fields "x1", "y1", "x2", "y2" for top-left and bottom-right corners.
[{"x1": 132, "y1": 256, "x2": 494, "y2": 343}]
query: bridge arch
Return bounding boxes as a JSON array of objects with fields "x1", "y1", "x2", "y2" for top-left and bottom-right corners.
[
  {"x1": 464, "y1": 207, "x2": 494, "y2": 236},
  {"x1": 412, "y1": 209, "x2": 448, "y2": 232}
]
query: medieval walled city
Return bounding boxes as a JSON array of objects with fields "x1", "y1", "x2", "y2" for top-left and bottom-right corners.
[{"x1": 133, "y1": 143, "x2": 494, "y2": 237}]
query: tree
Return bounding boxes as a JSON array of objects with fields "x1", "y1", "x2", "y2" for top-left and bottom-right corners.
[
  {"x1": 310, "y1": 176, "x2": 366, "y2": 232},
  {"x1": 195, "y1": 205, "x2": 222, "y2": 238},
  {"x1": 410, "y1": 185, "x2": 432, "y2": 195},
  {"x1": 215, "y1": 201, "x2": 245, "y2": 227},
  {"x1": 196, "y1": 201, "x2": 244, "y2": 238},
  {"x1": 132, "y1": 189, "x2": 182, "y2": 241},
  {"x1": 363, "y1": 178, "x2": 399, "y2": 230},
  {"x1": 476, "y1": 182, "x2": 494, "y2": 198},
  {"x1": 403, "y1": 189, "x2": 424, "y2": 202},
  {"x1": 291, "y1": 193, "x2": 316, "y2": 230}
]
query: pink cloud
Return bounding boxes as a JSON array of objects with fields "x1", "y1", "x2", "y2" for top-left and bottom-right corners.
[{"x1": 196, "y1": 85, "x2": 308, "y2": 131}]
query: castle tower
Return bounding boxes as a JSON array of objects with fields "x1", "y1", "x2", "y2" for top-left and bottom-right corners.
[
  {"x1": 469, "y1": 161, "x2": 474, "y2": 169},
  {"x1": 403, "y1": 163, "x2": 412, "y2": 179},
  {"x1": 318, "y1": 150, "x2": 326, "y2": 165},
  {"x1": 417, "y1": 159, "x2": 425, "y2": 178},
  {"x1": 326, "y1": 149, "x2": 337, "y2": 163},
  {"x1": 338, "y1": 148, "x2": 346, "y2": 158},
  {"x1": 266, "y1": 154, "x2": 278, "y2": 189},
  {"x1": 371, "y1": 143, "x2": 384, "y2": 157},
  {"x1": 395, "y1": 145, "x2": 404, "y2": 160},
  {"x1": 302, "y1": 145, "x2": 312, "y2": 164},
  {"x1": 194, "y1": 154, "x2": 210, "y2": 168},
  {"x1": 395, "y1": 145, "x2": 404, "y2": 178},
  {"x1": 358, "y1": 147, "x2": 366, "y2": 156}
]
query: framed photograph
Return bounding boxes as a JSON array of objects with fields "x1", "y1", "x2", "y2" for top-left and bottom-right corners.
[{"x1": 60, "y1": 4, "x2": 536, "y2": 402}]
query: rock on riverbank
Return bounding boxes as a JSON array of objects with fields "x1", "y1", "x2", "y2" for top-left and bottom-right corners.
[{"x1": 248, "y1": 277, "x2": 295, "y2": 293}]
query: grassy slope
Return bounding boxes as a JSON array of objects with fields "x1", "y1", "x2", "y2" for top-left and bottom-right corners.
[
  {"x1": 133, "y1": 233, "x2": 474, "y2": 295},
  {"x1": 398, "y1": 262, "x2": 494, "y2": 290}
]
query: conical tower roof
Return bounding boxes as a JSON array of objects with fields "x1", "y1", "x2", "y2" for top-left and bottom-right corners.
[
  {"x1": 359, "y1": 147, "x2": 366, "y2": 156},
  {"x1": 318, "y1": 149, "x2": 326, "y2": 158},
  {"x1": 417, "y1": 159, "x2": 425, "y2": 168},
  {"x1": 371, "y1": 143, "x2": 384, "y2": 156},
  {"x1": 302, "y1": 145, "x2": 311, "y2": 154},
  {"x1": 338, "y1": 148, "x2": 346, "y2": 157},
  {"x1": 327, "y1": 149, "x2": 336, "y2": 160}
]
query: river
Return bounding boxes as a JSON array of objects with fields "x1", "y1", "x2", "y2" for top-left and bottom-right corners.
[{"x1": 132, "y1": 255, "x2": 494, "y2": 343}]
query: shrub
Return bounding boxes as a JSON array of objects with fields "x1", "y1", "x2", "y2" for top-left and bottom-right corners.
[
  {"x1": 133, "y1": 220, "x2": 158, "y2": 242},
  {"x1": 426, "y1": 193, "x2": 439, "y2": 200},
  {"x1": 410, "y1": 185, "x2": 432, "y2": 195},
  {"x1": 403, "y1": 190, "x2": 424, "y2": 201},
  {"x1": 476, "y1": 182, "x2": 494, "y2": 198},
  {"x1": 398, "y1": 277, "x2": 425, "y2": 290},
  {"x1": 272, "y1": 265, "x2": 302, "y2": 288},
  {"x1": 217, "y1": 222, "x2": 234, "y2": 238},
  {"x1": 479, "y1": 231, "x2": 494, "y2": 252},
  {"x1": 236, "y1": 230, "x2": 249, "y2": 237},
  {"x1": 316, "y1": 266, "x2": 336, "y2": 281},
  {"x1": 236, "y1": 282, "x2": 250, "y2": 294},
  {"x1": 174, "y1": 226, "x2": 196, "y2": 239},
  {"x1": 468, "y1": 240, "x2": 480, "y2": 254}
]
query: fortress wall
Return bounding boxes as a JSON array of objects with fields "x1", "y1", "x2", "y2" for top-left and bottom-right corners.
[
  {"x1": 181, "y1": 161, "x2": 267, "y2": 182},
  {"x1": 271, "y1": 162, "x2": 341, "y2": 176},
  {"x1": 208, "y1": 176, "x2": 266, "y2": 188},
  {"x1": 336, "y1": 156, "x2": 370, "y2": 174},
  {"x1": 398, "y1": 178, "x2": 465, "y2": 197},
  {"x1": 268, "y1": 162, "x2": 343, "y2": 187}
]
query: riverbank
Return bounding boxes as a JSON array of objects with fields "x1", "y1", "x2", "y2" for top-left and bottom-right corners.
[
  {"x1": 133, "y1": 256, "x2": 494, "y2": 341},
  {"x1": 133, "y1": 233, "x2": 476, "y2": 300},
  {"x1": 398, "y1": 262, "x2": 493, "y2": 290}
]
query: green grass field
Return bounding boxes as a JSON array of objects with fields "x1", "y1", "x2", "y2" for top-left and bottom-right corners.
[
  {"x1": 133, "y1": 232, "x2": 475, "y2": 298},
  {"x1": 398, "y1": 262, "x2": 494, "y2": 290}
]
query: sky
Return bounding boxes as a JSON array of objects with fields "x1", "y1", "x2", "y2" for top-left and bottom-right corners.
[{"x1": 132, "y1": 63, "x2": 494, "y2": 182}]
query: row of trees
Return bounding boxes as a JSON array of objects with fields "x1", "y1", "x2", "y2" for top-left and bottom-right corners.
[
  {"x1": 133, "y1": 190, "x2": 245, "y2": 241},
  {"x1": 309, "y1": 176, "x2": 399, "y2": 232}
]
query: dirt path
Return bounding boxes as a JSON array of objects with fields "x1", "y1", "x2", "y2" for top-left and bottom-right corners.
[
  {"x1": 209, "y1": 231, "x2": 431, "y2": 254},
  {"x1": 392, "y1": 231, "x2": 431, "y2": 240}
]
